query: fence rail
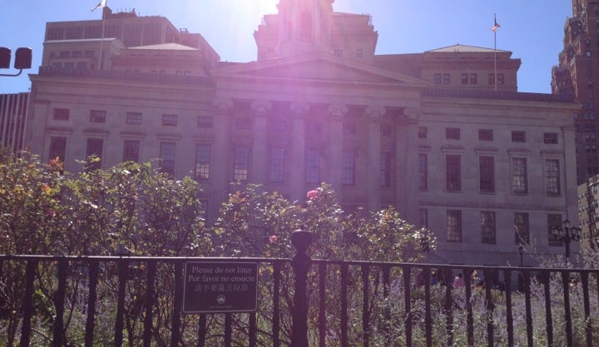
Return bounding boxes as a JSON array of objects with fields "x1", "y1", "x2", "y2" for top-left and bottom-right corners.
[{"x1": 1, "y1": 251, "x2": 598, "y2": 346}]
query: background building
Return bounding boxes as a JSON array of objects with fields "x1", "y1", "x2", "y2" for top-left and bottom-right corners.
[
  {"x1": 24, "y1": 0, "x2": 580, "y2": 265},
  {"x1": 0, "y1": 93, "x2": 29, "y2": 155}
]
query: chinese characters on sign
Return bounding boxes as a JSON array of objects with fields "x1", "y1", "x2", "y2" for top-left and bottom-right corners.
[{"x1": 183, "y1": 262, "x2": 258, "y2": 313}]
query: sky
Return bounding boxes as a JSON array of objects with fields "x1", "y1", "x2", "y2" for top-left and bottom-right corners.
[{"x1": 0, "y1": 0, "x2": 572, "y2": 94}]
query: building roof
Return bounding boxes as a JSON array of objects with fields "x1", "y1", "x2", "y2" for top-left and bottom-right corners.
[
  {"x1": 426, "y1": 44, "x2": 509, "y2": 53},
  {"x1": 128, "y1": 43, "x2": 199, "y2": 51}
]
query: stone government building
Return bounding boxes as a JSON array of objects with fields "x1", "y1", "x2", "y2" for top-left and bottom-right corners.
[{"x1": 21, "y1": 0, "x2": 580, "y2": 265}]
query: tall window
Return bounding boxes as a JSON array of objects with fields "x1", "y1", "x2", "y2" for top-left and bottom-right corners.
[
  {"x1": 122, "y1": 140, "x2": 140, "y2": 162},
  {"x1": 419, "y1": 209, "x2": 428, "y2": 228},
  {"x1": 545, "y1": 159, "x2": 560, "y2": 196},
  {"x1": 159, "y1": 142, "x2": 176, "y2": 176},
  {"x1": 481, "y1": 211, "x2": 496, "y2": 244},
  {"x1": 305, "y1": 149, "x2": 320, "y2": 184},
  {"x1": 547, "y1": 214, "x2": 563, "y2": 246},
  {"x1": 342, "y1": 150, "x2": 356, "y2": 186},
  {"x1": 479, "y1": 156, "x2": 495, "y2": 193},
  {"x1": 195, "y1": 144, "x2": 211, "y2": 181},
  {"x1": 49, "y1": 137, "x2": 67, "y2": 162},
  {"x1": 419, "y1": 153, "x2": 428, "y2": 190},
  {"x1": 446, "y1": 154, "x2": 461, "y2": 191},
  {"x1": 447, "y1": 210, "x2": 462, "y2": 242},
  {"x1": 512, "y1": 158, "x2": 528, "y2": 194},
  {"x1": 86, "y1": 138, "x2": 104, "y2": 170},
  {"x1": 514, "y1": 213, "x2": 530, "y2": 244},
  {"x1": 434, "y1": 73, "x2": 442, "y2": 84},
  {"x1": 380, "y1": 152, "x2": 391, "y2": 187},
  {"x1": 233, "y1": 146, "x2": 250, "y2": 181},
  {"x1": 269, "y1": 148, "x2": 285, "y2": 183},
  {"x1": 443, "y1": 73, "x2": 450, "y2": 85},
  {"x1": 470, "y1": 73, "x2": 478, "y2": 85}
]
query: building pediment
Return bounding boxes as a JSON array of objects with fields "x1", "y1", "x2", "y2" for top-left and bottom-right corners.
[{"x1": 212, "y1": 52, "x2": 430, "y2": 88}]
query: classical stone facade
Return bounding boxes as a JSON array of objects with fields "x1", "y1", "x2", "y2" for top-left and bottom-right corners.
[{"x1": 25, "y1": 1, "x2": 580, "y2": 265}]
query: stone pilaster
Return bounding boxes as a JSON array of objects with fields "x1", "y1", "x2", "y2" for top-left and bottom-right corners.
[
  {"x1": 290, "y1": 102, "x2": 310, "y2": 201},
  {"x1": 365, "y1": 105, "x2": 386, "y2": 211},
  {"x1": 251, "y1": 100, "x2": 272, "y2": 183},
  {"x1": 327, "y1": 103, "x2": 348, "y2": 193},
  {"x1": 212, "y1": 98, "x2": 234, "y2": 212},
  {"x1": 399, "y1": 107, "x2": 422, "y2": 224}
]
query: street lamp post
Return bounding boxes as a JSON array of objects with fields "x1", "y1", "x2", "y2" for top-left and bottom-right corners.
[
  {"x1": 518, "y1": 244, "x2": 524, "y2": 267},
  {"x1": 551, "y1": 219, "x2": 582, "y2": 261}
]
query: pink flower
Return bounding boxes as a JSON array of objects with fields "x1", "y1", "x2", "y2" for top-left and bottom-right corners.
[
  {"x1": 269, "y1": 235, "x2": 277, "y2": 243},
  {"x1": 306, "y1": 190, "x2": 319, "y2": 200}
]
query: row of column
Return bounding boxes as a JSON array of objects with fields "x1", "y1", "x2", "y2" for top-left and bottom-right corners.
[{"x1": 212, "y1": 98, "x2": 422, "y2": 223}]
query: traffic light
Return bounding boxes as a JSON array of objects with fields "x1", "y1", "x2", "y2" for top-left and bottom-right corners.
[
  {"x1": 0, "y1": 47, "x2": 11, "y2": 69},
  {"x1": 14, "y1": 47, "x2": 32, "y2": 69}
]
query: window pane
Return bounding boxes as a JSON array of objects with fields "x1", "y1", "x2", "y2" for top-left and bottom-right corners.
[
  {"x1": 195, "y1": 144, "x2": 211, "y2": 180},
  {"x1": 419, "y1": 153, "x2": 428, "y2": 190},
  {"x1": 547, "y1": 214, "x2": 563, "y2": 246},
  {"x1": 479, "y1": 156, "x2": 495, "y2": 193},
  {"x1": 233, "y1": 146, "x2": 250, "y2": 181},
  {"x1": 342, "y1": 151, "x2": 356, "y2": 185},
  {"x1": 512, "y1": 158, "x2": 528, "y2": 193},
  {"x1": 90, "y1": 110, "x2": 106, "y2": 123},
  {"x1": 197, "y1": 116, "x2": 213, "y2": 128},
  {"x1": 86, "y1": 138, "x2": 103, "y2": 170},
  {"x1": 481, "y1": 211, "x2": 496, "y2": 244},
  {"x1": 514, "y1": 213, "x2": 530, "y2": 244},
  {"x1": 447, "y1": 210, "x2": 462, "y2": 242},
  {"x1": 162, "y1": 114, "x2": 178, "y2": 126},
  {"x1": 49, "y1": 137, "x2": 67, "y2": 162},
  {"x1": 305, "y1": 149, "x2": 320, "y2": 184},
  {"x1": 269, "y1": 148, "x2": 285, "y2": 183},
  {"x1": 160, "y1": 142, "x2": 176, "y2": 176},
  {"x1": 122, "y1": 140, "x2": 140, "y2": 162},
  {"x1": 126, "y1": 112, "x2": 142, "y2": 124},
  {"x1": 545, "y1": 159, "x2": 560, "y2": 196},
  {"x1": 446, "y1": 155, "x2": 461, "y2": 191},
  {"x1": 380, "y1": 152, "x2": 391, "y2": 187}
]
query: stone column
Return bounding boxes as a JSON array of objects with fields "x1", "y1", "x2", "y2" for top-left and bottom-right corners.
[
  {"x1": 327, "y1": 104, "x2": 348, "y2": 193},
  {"x1": 365, "y1": 105, "x2": 386, "y2": 211},
  {"x1": 400, "y1": 107, "x2": 422, "y2": 224},
  {"x1": 251, "y1": 100, "x2": 271, "y2": 184},
  {"x1": 562, "y1": 125, "x2": 579, "y2": 224},
  {"x1": 290, "y1": 102, "x2": 310, "y2": 201},
  {"x1": 213, "y1": 98, "x2": 233, "y2": 212}
]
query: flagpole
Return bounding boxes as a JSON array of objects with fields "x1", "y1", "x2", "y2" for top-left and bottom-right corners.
[
  {"x1": 494, "y1": 14, "x2": 497, "y2": 91},
  {"x1": 99, "y1": 11, "x2": 106, "y2": 70}
]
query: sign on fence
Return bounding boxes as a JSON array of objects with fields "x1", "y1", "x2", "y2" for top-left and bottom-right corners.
[{"x1": 183, "y1": 262, "x2": 258, "y2": 313}]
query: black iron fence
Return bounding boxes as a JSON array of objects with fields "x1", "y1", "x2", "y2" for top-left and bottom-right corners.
[{"x1": 1, "y1": 235, "x2": 598, "y2": 346}]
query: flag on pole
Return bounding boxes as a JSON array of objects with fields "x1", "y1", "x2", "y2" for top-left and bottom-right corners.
[
  {"x1": 492, "y1": 17, "x2": 500, "y2": 32},
  {"x1": 91, "y1": 0, "x2": 107, "y2": 12}
]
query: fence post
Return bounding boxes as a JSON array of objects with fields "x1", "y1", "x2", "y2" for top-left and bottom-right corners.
[{"x1": 291, "y1": 229, "x2": 313, "y2": 347}]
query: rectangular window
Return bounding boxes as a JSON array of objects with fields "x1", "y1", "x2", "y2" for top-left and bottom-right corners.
[
  {"x1": 434, "y1": 73, "x2": 442, "y2": 84},
  {"x1": 126, "y1": 112, "x2": 142, "y2": 124},
  {"x1": 198, "y1": 116, "x2": 213, "y2": 128},
  {"x1": 53, "y1": 108, "x2": 70, "y2": 121},
  {"x1": 498, "y1": 73, "x2": 505, "y2": 85},
  {"x1": 380, "y1": 152, "x2": 391, "y2": 187},
  {"x1": 461, "y1": 73, "x2": 468, "y2": 85},
  {"x1": 512, "y1": 158, "x2": 528, "y2": 194},
  {"x1": 85, "y1": 138, "x2": 103, "y2": 170},
  {"x1": 446, "y1": 154, "x2": 461, "y2": 191},
  {"x1": 481, "y1": 211, "x2": 496, "y2": 244},
  {"x1": 511, "y1": 130, "x2": 526, "y2": 142},
  {"x1": 445, "y1": 127, "x2": 460, "y2": 140},
  {"x1": 269, "y1": 148, "x2": 285, "y2": 183},
  {"x1": 48, "y1": 137, "x2": 67, "y2": 162},
  {"x1": 122, "y1": 140, "x2": 140, "y2": 162},
  {"x1": 195, "y1": 144, "x2": 211, "y2": 181},
  {"x1": 545, "y1": 159, "x2": 560, "y2": 196},
  {"x1": 271, "y1": 119, "x2": 287, "y2": 132},
  {"x1": 478, "y1": 129, "x2": 493, "y2": 141},
  {"x1": 544, "y1": 132, "x2": 558, "y2": 144},
  {"x1": 342, "y1": 150, "x2": 356, "y2": 186},
  {"x1": 479, "y1": 156, "x2": 495, "y2": 193},
  {"x1": 305, "y1": 149, "x2": 321, "y2": 184},
  {"x1": 547, "y1": 214, "x2": 563, "y2": 246},
  {"x1": 162, "y1": 114, "x2": 178, "y2": 126},
  {"x1": 488, "y1": 73, "x2": 495, "y2": 85},
  {"x1": 418, "y1": 127, "x2": 428, "y2": 139},
  {"x1": 514, "y1": 213, "x2": 530, "y2": 244},
  {"x1": 443, "y1": 73, "x2": 450, "y2": 85},
  {"x1": 470, "y1": 73, "x2": 477, "y2": 84},
  {"x1": 419, "y1": 153, "x2": 428, "y2": 190},
  {"x1": 90, "y1": 110, "x2": 106, "y2": 123},
  {"x1": 235, "y1": 118, "x2": 252, "y2": 129},
  {"x1": 419, "y1": 209, "x2": 428, "y2": 228},
  {"x1": 159, "y1": 142, "x2": 176, "y2": 176},
  {"x1": 447, "y1": 210, "x2": 462, "y2": 242},
  {"x1": 233, "y1": 146, "x2": 250, "y2": 181}
]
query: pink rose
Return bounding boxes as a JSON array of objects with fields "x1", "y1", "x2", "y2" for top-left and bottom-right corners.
[
  {"x1": 269, "y1": 235, "x2": 278, "y2": 243},
  {"x1": 306, "y1": 190, "x2": 319, "y2": 200}
]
